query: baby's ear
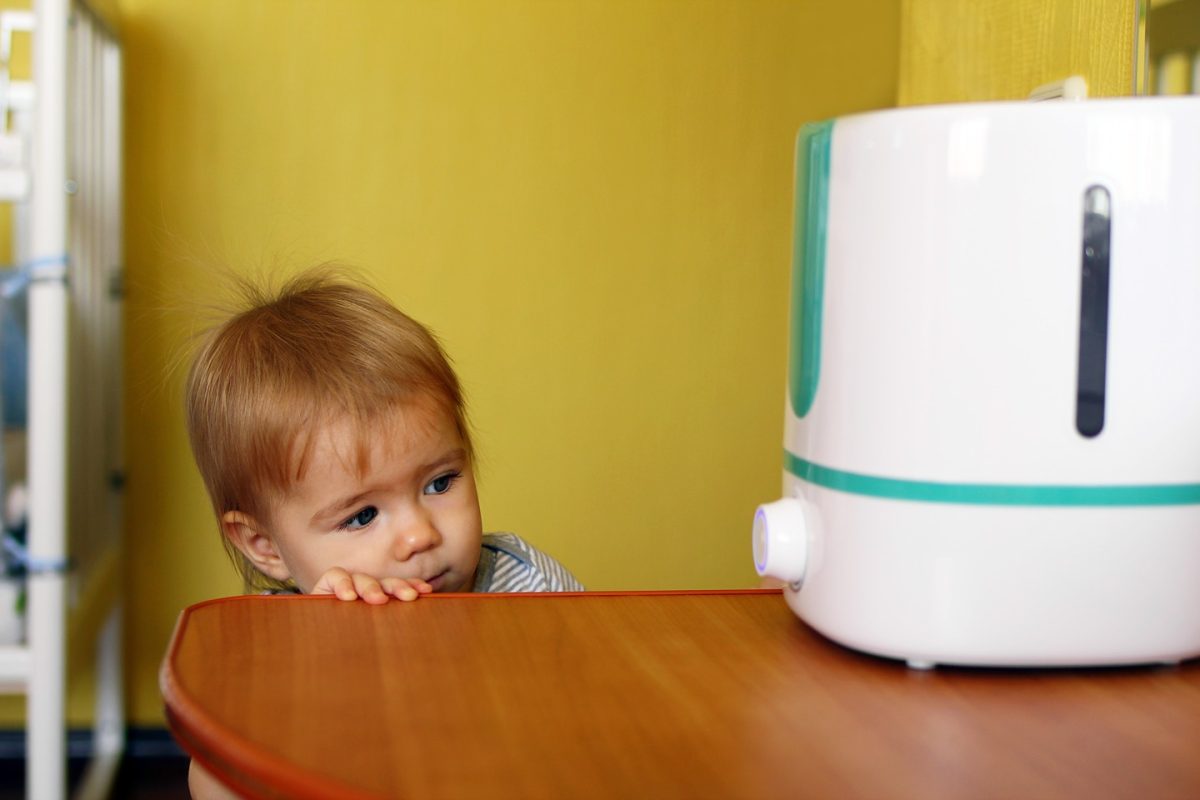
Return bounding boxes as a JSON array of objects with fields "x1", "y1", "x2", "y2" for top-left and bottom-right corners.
[{"x1": 221, "y1": 511, "x2": 291, "y2": 582}]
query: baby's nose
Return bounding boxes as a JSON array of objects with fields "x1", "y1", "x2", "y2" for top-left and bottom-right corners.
[{"x1": 393, "y1": 515, "x2": 441, "y2": 561}]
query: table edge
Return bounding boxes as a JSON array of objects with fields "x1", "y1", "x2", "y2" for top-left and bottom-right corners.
[
  {"x1": 160, "y1": 589, "x2": 783, "y2": 799},
  {"x1": 160, "y1": 606, "x2": 385, "y2": 800}
]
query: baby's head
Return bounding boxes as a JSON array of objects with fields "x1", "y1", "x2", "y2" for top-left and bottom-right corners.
[{"x1": 185, "y1": 270, "x2": 482, "y2": 593}]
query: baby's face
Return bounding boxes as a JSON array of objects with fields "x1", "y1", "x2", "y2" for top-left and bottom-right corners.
[{"x1": 262, "y1": 401, "x2": 482, "y2": 593}]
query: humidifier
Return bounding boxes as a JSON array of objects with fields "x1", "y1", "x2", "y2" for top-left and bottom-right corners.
[{"x1": 753, "y1": 97, "x2": 1200, "y2": 668}]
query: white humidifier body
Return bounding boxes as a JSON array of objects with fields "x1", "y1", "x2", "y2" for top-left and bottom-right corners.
[{"x1": 753, "y1": 97, "x2": 1200, "y2": 668}]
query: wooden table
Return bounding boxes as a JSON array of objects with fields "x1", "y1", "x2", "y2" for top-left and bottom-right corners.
[{"x1": 161, "y1": 590, "x2": 1200, "y2": 799}]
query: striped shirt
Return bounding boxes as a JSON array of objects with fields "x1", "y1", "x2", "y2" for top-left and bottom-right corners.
[{"x1": 472, "y1": 533, "x2": 584, "y2": 593}]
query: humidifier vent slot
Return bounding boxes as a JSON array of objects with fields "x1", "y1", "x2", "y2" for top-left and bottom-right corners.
[{"x1": 1076, "y1": 185, "x2": 1111, "y2": 438}]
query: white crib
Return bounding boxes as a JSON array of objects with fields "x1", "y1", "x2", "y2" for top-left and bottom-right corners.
[{"x1": 0, "y1": 1, "x2": 124, "y2": 798}]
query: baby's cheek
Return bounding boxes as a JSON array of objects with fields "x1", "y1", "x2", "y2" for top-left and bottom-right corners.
[
  {"x1": 291, "y1": 573, "x2": 317, "y2": 594},
  {"x1": 290, "y1": 559, "x2": 333, "y2": 594}
]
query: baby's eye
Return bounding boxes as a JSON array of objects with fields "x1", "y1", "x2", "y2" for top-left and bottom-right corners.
[
  {"x1": 424, "y1": 472, "x2": 461, "y2": 496},
  {"x1": 340, "y1": 506, "x2": 378, "y2": 530}
]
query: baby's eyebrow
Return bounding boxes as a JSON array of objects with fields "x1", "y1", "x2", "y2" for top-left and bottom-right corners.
[
  {"x1": 312, "y1": 491, "x2": 371, "y2": 525},
  {"x1": 417, "y1": 448, "x2": 466, "y2": 475}
]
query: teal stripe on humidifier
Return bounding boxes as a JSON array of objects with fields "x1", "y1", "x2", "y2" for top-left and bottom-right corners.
[
  {"x1": 789, "y1": 120, "x2": 832, "y2": 419},
  {"x1": 785, "y1": 451, "x2": 1200, "y2": 507}
]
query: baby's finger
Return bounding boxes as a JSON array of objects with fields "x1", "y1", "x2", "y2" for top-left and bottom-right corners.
[
  {"x1": 312, "y1": 568, "x2": 357, "y2": 601},
  {"x1": 352, "y1": 573, "x2": 389, "y2": 605},
  {"x1": 380, "y1": 577, "x2": 427, "y2": 602}
]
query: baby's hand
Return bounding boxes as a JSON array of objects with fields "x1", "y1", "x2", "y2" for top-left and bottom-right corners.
[{"x1": 311, "y1": 568, "x2": 433, "y2": 604}]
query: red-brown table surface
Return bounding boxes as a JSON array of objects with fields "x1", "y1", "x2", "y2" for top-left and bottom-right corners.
[{"x1": 161, "y1": 590, "x2": 1200, "y2": 799}]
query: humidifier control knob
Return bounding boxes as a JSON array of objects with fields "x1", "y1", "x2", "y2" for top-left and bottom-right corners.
[{"x1": 752, "y1": 497, "x2": 808, "y2": 586}]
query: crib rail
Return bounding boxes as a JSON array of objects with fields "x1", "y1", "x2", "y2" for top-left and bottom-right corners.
[{"x1": 0, "y1": 1, "x2": 124, "y2": 798}]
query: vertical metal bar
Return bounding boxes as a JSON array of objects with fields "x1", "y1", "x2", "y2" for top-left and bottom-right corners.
[
  {"x1": 71, "y1": 8, "x2": 87, "y2": 576},
  {"x1": 28, "y1": 0, "x2": 70, "y2": 797},
  {"x1": 103, "y1": 38, "x2": 125, "y2": 757},
  {"x1": 72, "y1": 604, "x2": 124, "y2": 800},
  {"x1": 74, "y1": 20, "x2": 125, "y2": 800},
  {"x1": 65, "y1": 0, "x2": 81, "y2": 579},
  {"x1": 103, "y1": 36, "x2": 122, "y2": 546}
]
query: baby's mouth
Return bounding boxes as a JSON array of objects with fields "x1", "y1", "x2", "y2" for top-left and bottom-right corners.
[{"x1": 426, "y1": 569, "x2": 450, "y2": 591}]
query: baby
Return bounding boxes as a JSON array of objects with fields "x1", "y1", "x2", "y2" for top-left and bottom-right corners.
[{"x1": 185, "y1": 269, "x2": 583, "y2": 602}]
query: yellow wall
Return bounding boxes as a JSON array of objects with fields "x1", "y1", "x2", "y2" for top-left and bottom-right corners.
[
  {"x1": 108, "y1": 1, "x2": 900, "y2": 725},
  {"x1": 0, "y1": 0, "x2": 28, "y2": 280},
  {"x1": 899, "y1": 0, "x2": 1139, "y2": 104}
]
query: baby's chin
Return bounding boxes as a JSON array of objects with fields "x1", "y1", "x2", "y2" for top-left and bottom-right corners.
[{"x1": 429, "y1": 568, "x2": 475, "y2": 593}]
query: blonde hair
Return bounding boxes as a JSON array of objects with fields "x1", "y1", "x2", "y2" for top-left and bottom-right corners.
[{"x1": 185, "y1": 268, "x2": 471, "y2": 591}]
